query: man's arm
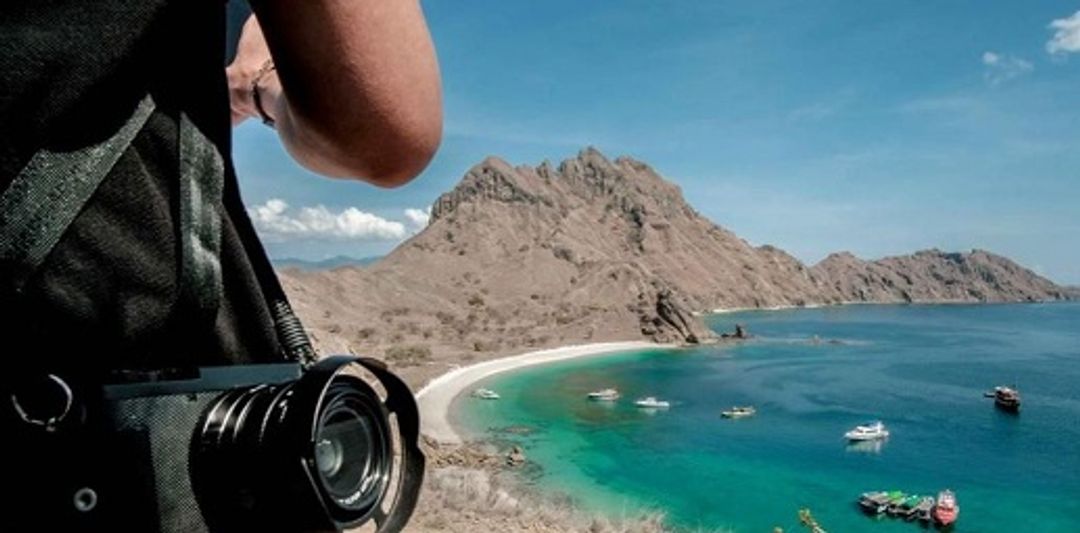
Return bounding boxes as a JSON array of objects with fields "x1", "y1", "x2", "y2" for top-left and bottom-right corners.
[{"x1": 227, "y1": 1, "x2": 442, "y2": 186}]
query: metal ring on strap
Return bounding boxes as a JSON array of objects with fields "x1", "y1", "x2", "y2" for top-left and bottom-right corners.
[{"x1": 10, "y1": 374, "x2": 74, "y2": 432}]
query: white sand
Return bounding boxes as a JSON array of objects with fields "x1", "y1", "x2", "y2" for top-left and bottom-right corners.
[{"x1": 416, "y1": 341, "x2": 673, "y2": 444}]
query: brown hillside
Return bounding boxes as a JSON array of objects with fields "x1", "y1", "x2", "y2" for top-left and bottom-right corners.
[{"x1": 279, "y1": 149, "x2": 1070, "y2": 386}]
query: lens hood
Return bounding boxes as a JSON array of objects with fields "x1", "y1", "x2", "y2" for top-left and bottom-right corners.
[{"x1": 193, "y1": 356, "x2": 424, "y2": 532}]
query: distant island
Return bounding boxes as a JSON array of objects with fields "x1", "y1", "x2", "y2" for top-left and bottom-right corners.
[
  {"x1": 278, "y1": 148, "x2": 1072, "y2": 388},
  {"x1": 272, "y1": 254, "x2": 382, "y2": 271}
]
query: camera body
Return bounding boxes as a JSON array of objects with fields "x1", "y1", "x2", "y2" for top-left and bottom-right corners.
[
  {"x1": 104, "y1": 363, "x2": 299, "y2": 533},
  {"x1": 6, "y1": 356, "x2": 423, "y2": 533}
]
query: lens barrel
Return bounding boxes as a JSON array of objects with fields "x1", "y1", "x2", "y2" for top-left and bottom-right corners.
[{"x1": 192, "y1": 356, "x2": 423, "y2": 533}]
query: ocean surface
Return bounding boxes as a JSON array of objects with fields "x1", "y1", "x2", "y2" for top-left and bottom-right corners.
[{"x1": 452, "y1": 303, "x2": 1080, "y2": 532}]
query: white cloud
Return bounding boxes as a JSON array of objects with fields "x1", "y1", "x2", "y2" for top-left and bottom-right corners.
[
  {"x1": 1047, "y1": 10, "x2": 1080, "y2": 55},
  {"x1": 404, "y1": 207, "x2": 432, "y2": 230},
  {"x1": 980, "y1": 51, "x2": 1033, "y2": 85},
  {"x1": 249, "y1": 199, "x2": 407, "y2": 241}
]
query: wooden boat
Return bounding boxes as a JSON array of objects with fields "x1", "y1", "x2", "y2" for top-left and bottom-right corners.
[
  {"x1": 994, "y1": 386, "x2": 1021, "y2": 412},
  {"x1": 910, "y1": 496, "x2": 935, "y2": 522},
  {"x1": 887, "y1": 494, "x2": 922, "y2": 517},
  {"x1": 857, "y1": 491, "x2": 891, "y2": 515}
]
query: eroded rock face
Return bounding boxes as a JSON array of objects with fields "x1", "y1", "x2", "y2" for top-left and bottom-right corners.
[
  {"x1": 637, "y1": 288, "x2": 703, "y2": 344},
  {"x1": 280, "y1": 148, "x2": 1071, "y2": 383}
]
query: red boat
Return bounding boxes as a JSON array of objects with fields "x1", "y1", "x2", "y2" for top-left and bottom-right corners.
[{"x1": 932, "y1": 489, "x2": 959, "y2": 527}]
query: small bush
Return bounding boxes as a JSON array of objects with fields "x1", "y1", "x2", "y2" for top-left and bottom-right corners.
[{"x1": 384, "y1": 344, "x2": 432, "y2": 366}]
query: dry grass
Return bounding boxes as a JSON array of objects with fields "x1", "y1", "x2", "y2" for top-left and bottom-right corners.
[{"x1": 407, "y1": 466, "x2": 673, "y2": 533}]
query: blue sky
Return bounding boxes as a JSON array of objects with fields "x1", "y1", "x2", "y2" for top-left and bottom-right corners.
[{"x1": 234, "y1": 1, "x2": 1080, "y2": 284}]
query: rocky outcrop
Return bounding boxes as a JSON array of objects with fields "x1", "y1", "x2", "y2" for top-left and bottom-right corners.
[
  {"x1": 636, "y1": 288, "x2": 704, "y2": 344},
  {"x1": 506, "y1": 446, "x2": 526, "y2": 467},
  {"x1": 719, "y1": 324, "x2": 750, "y2": 340}
]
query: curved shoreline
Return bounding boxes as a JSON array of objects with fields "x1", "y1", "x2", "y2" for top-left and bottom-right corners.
[{"x1": 416, "y1": 341, "x2": 674, "y2": 444}]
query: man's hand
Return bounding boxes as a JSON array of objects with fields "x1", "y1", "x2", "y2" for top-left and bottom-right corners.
[
  {"x1": 227, "y1": 16, "x2": 275, "y2": 127},
  {"x1": 229, "y1": 2, "x2": 442, "y2": 187}
]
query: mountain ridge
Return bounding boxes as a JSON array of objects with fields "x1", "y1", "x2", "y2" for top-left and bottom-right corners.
[
  {"x1": 279, "y1": 148, "x2": 1070, "y2": 386},
  {"x1": 272, "y1": 255, "x2": 382, "y2": 271}
]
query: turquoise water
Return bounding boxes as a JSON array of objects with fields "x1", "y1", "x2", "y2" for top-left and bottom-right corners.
[{"x1": 452, "y1": 303, "x2": 1080, "y2": 532}]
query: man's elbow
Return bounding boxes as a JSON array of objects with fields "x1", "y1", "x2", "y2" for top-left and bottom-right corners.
[
  {"x1": 350, "y1": 119, "x2": 442, "y2": 188},
  {"x1": 306, "y1": 106, "x2": 442, "y2": 187},
  {"x1": 283, "y1": 104, "x2": 442, "y2": 186}
]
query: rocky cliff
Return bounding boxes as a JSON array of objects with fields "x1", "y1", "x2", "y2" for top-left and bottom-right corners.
[{"x1": 278, "y1": 149, "x2": 1070, "y2": 384}]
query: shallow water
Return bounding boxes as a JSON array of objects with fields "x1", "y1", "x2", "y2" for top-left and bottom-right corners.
[{"x1": 453, "y1": 303, "x2": 1080, "y2": 532}]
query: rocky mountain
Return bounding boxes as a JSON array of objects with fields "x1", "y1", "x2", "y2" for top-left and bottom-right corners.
[
  {"x1": 278, "y1": 149, "x2": 1071, "y2": 385},
  {"x1": 810, "y1": 249, "x2": 1066, "y2": 304}
]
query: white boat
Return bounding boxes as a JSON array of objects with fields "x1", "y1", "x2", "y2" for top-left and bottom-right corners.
[
  {"x1": 587, "y1": 388, "x2": 620, "y2": 401},
  {"x1": 721, "y1": 406, "x2": 756, "y2": 418},
  {"x1": 844, "y1": 421, "x2": 889, "y2": 441},
  {"x1": 472, "y1": 388, "x2": 500, "y2": 400},
  {"x1": 845, "y1": 439, "x2": 885, "y2": 454},
  {"x1": 634, "y1": 396, "x2": 670, "y2": 408}
]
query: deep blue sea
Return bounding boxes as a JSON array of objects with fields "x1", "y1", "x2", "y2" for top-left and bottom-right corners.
[{"x1": 453, "y1": 303, "x2": 1080, "y2": 532}]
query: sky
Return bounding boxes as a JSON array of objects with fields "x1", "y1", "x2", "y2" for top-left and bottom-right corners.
[{"x1": 233, "y1": 1, "x2": 1080, "y2": 284}]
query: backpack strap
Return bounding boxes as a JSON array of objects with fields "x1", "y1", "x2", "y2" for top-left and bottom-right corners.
[
  {"x1": 0, "y1": 95, "x2": 156, "y2": 293},
  {"x1": 0, "y1": 91, "x2": 315, "y2": 367},
  {"x1": 178, "y1": 113, "x2": 224, "y2": 320},
  {"x1": 0, "y1": 96, "x2": 227, "y2": 332}
]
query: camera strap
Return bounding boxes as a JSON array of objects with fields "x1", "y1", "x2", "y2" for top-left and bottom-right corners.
[{"x1": 220, "y1": 160, "x2": 318, "y2": 368}]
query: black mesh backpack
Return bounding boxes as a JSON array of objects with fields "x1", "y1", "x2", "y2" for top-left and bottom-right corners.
[{"x1": 1, "y1": 1, "x2": 318, "y2": 529}]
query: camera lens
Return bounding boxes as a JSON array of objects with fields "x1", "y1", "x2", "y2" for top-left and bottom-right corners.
[
  {"x1": 313, "y1": 378, "x2": 391, "y2": 512},
  {"x1": 193, "y1": 357, "x2": 421, "y2": 532}
]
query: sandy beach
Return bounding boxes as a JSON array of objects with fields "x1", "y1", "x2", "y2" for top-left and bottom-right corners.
[{"x1": 416, "y1": 341, "x2": 673, "y2": 444}]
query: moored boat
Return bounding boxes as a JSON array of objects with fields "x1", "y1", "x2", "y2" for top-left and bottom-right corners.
[
  {"x1": 932, "y1": 489, "x2": 959, "y2": 527},
  {"x1": 634, "y1": 396, "x2": 670, "y2": 408},
  {"x1": 883, "y1": 491, "x2": 907, "y2": 516},
  {"x1": 910, "y1": 496, "x2": 935, "y2": 522},
  {"x1": 888, "y1": 494, "x2": 922, "y2": 517},
  {"x1": 721, "y1": 406, "x2": 756, "y2": 418},
  {"x1": 994, "y1": 386, "x2": 1021, "y2": 412},
  {"x1": 845, "y1": 439, "x2": 885, "y2": 454},
  {"x1": 472, "y1": 388, "x2": 500, "y2": 400},
  {"x1": 587, "y1": 388, "x2": 620, "y2": 401},
  {"x1": 844, "y1": 421, "x2": 889, "y2": 441},
  {"x1": 857, "y1": 491, "x2": 892, "y2": 515}
]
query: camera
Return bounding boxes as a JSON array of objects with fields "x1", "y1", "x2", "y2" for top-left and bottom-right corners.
[{"x1": 5, "y1": 356, "x2": 423, "y2": 533}]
